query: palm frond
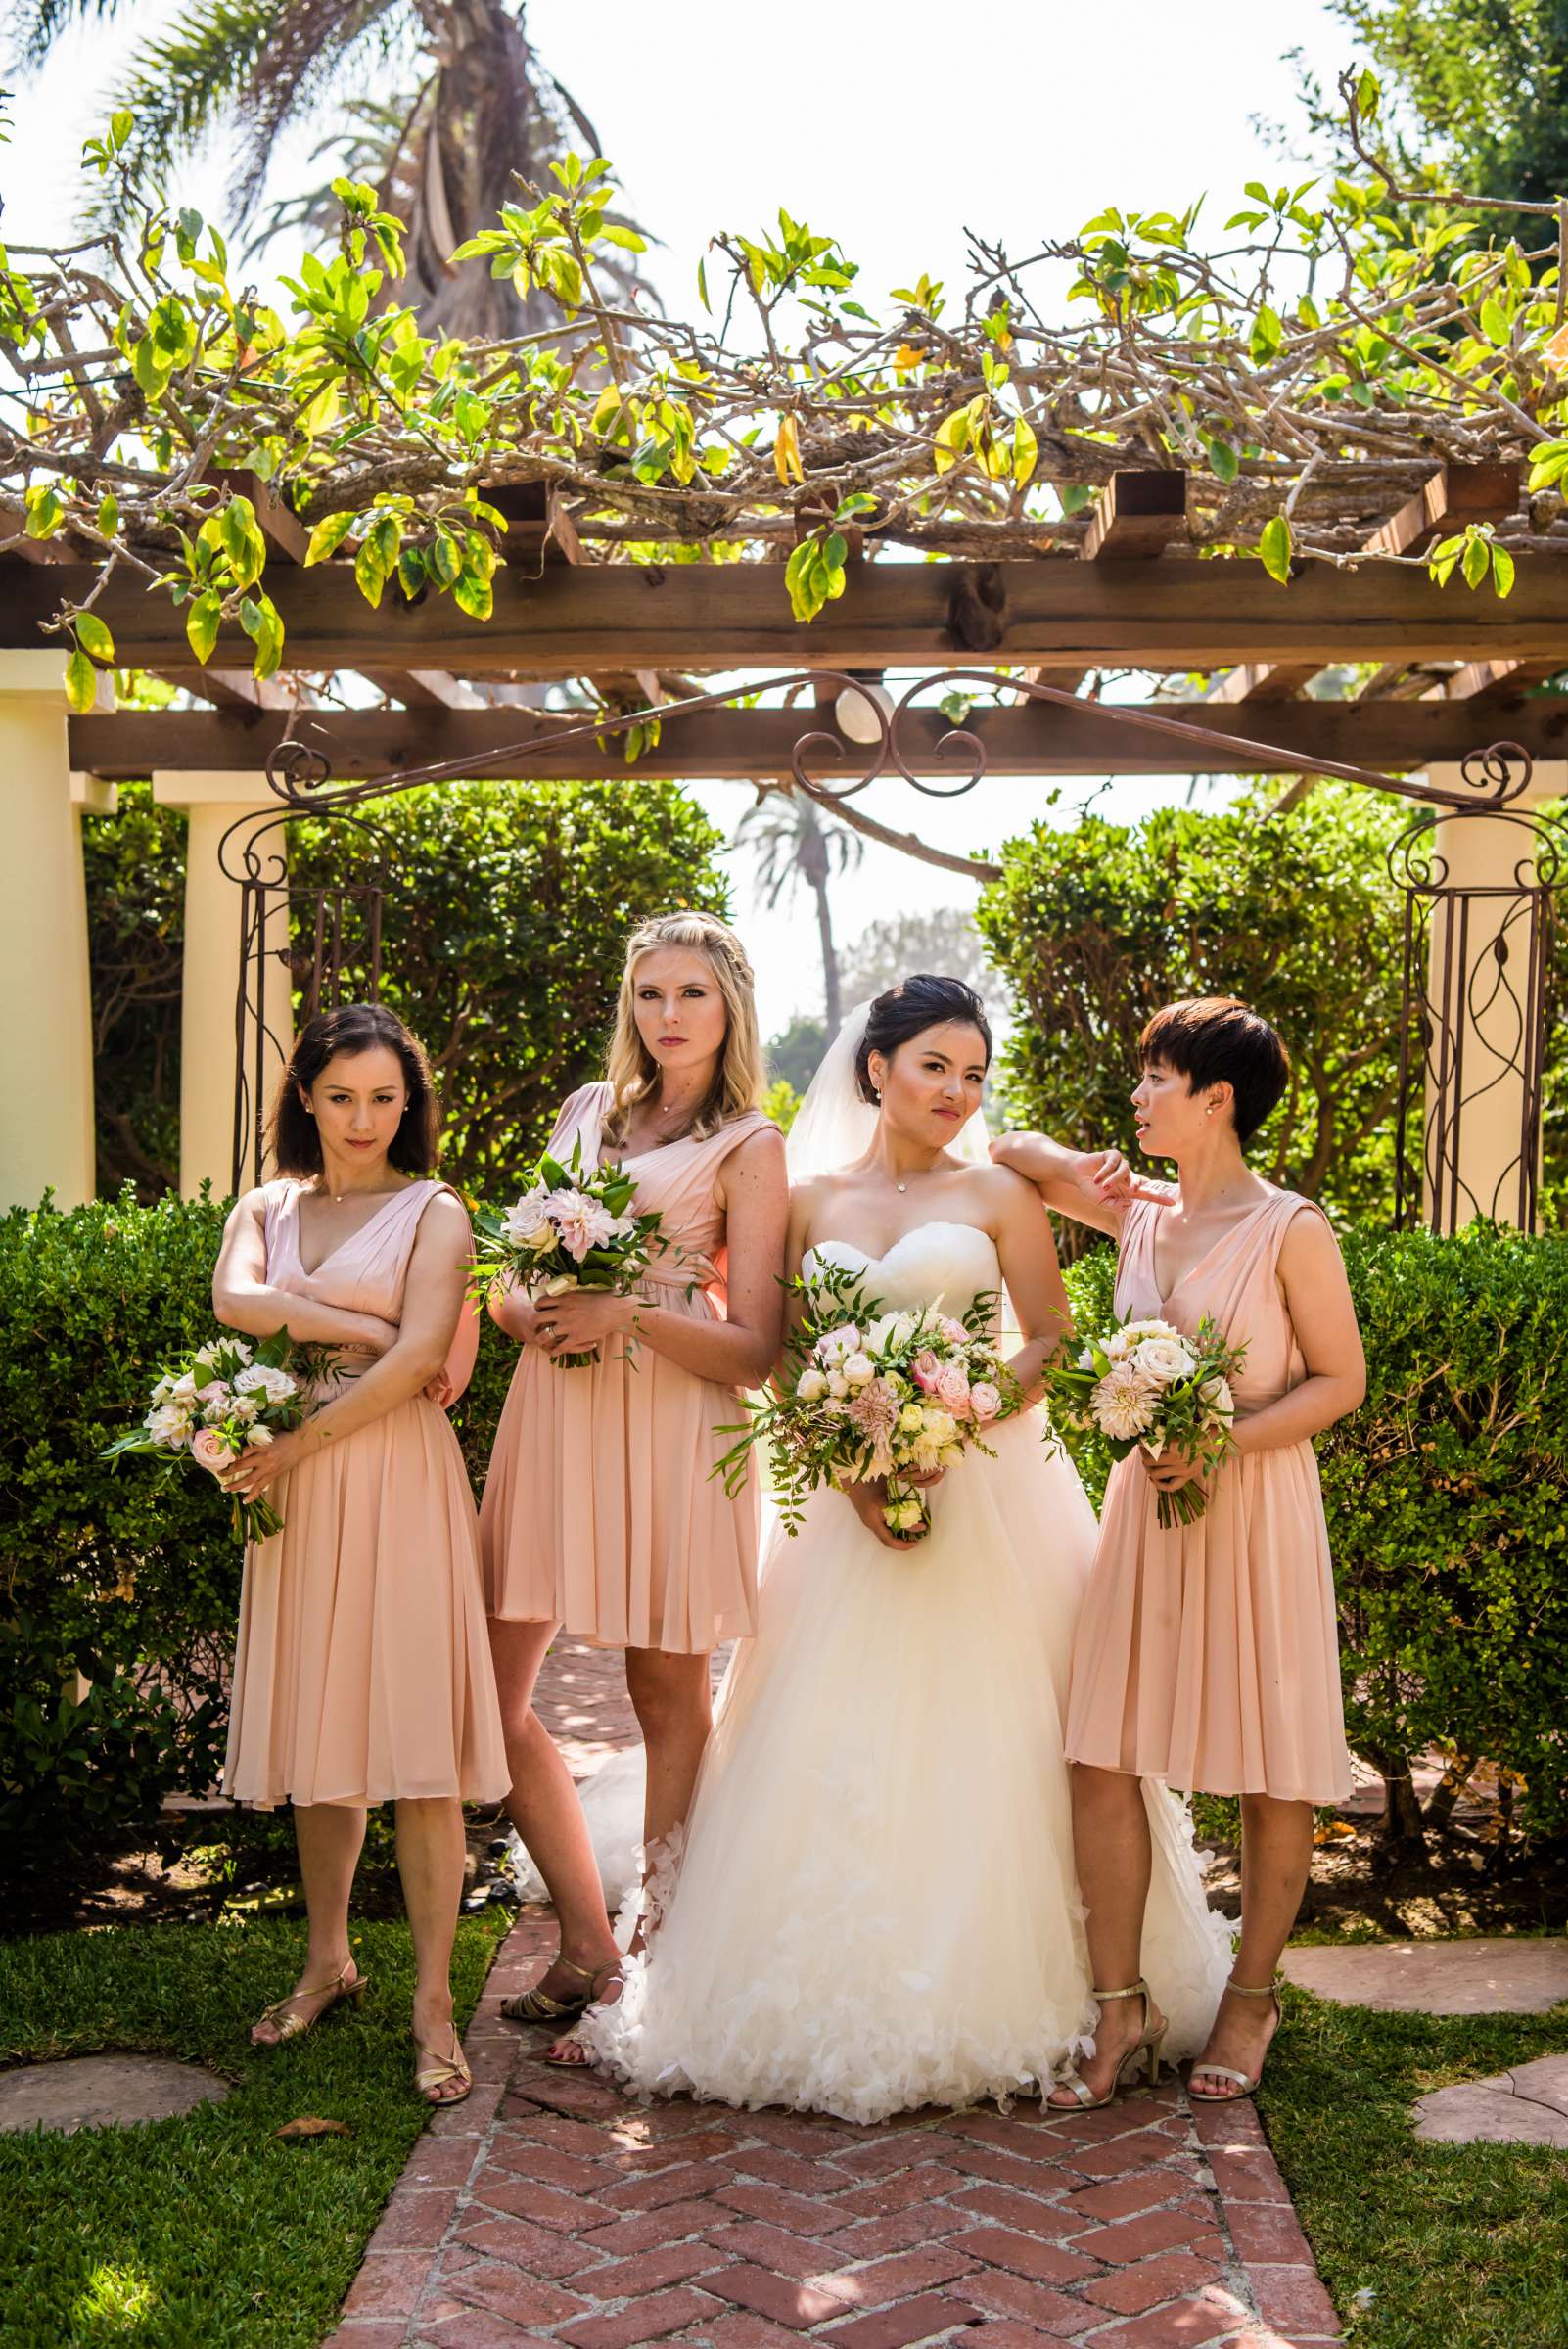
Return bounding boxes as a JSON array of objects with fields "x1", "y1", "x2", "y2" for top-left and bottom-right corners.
[
  {"x1": 13, "y1": 0, "x2": 135, "y2": 72},
  {"x1": 78, "y1": 0, "x2": 293, "y2": 225}
]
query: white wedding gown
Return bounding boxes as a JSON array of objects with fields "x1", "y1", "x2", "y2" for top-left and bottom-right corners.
[{"x1": 562, "y1": 1221, "x2": 1233, "y2": 2124}]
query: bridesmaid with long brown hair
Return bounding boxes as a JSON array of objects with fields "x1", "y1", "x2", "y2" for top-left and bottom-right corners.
[
  {"x1": 212, "y1": 1003, "x2": 508, "y2": 2104},
  {"x1": 482, "y1": 911, "x2": 789, "y2": 2051}
]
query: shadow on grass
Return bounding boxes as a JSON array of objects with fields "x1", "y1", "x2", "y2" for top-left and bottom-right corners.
[
  {"x1": 0, "y1": 1911, "x2": 509, "y2": 2348},
  {"x1": 1260, "y1": 1985, "x2": 1568, "y2": 2349}
]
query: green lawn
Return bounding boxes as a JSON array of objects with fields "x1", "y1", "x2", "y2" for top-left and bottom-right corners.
[
  {"x1": 0, "y1": 1911, "x2": 508, "y2": 2349},
  {"x1": 1262, "y1": 1985, "x2": 1568, "y2": 2349}
]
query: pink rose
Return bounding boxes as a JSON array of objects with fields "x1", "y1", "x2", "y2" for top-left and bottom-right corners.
[
  {"x1": 189, "y1": 1427, "x2": 232, "y2": 1478},
  {"x1": 933, "y1": 1361, "x2": 972, "y2": 1413},
  {"x1": 911, "y1": 1349, "x2": 942, "y2": 1393},
  {"x1": 970, "y1": 1380, "x2": 1002, "y2": 1422},
  {"x1": 940, "y1": 1316, "x2": 968, "y2": 1346}
]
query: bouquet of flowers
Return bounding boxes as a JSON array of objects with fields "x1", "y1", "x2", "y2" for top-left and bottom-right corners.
[
  {"x1": 473, "y1": 1137, "x2": 666, "y2": 1368},
  {"x1": 101, "y1": 1329, "x2": 342, "y2": 1543},
  {"x1": 717, "y1": 1260, "x2": 1022, "y2": 1541},
  {"x1": 1041, "y1": 1313, "x2": 1247, "y2": 1528}
]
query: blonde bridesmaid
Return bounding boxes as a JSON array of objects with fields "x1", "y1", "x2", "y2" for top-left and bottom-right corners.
[
  {"x1": 213, "y1": 1003, "x2": 508, "y2": 2104},
  {"x1": 995, "y1": 997, "x2": 1365, "y2": 2107},
  {"x1": 481, "y1": 911, "x2": 789, "y2": 2051}
]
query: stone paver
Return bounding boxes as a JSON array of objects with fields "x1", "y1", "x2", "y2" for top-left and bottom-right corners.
[
  {"x1": 0, "y1": 2052, "x2": 230, "y2": 2135},
  {"x1": 1414, "y1": 2055, "x2": 1568, "y2": 2148},
  {"x1": 333, "y1": 1640, "x2": 1345, "y2": 2348},
  {"x1": 1279, "y1": 1937, "x2": 1568, "y2": 2015}
]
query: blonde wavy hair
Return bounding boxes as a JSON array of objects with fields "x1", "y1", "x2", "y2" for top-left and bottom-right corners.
[{"x1": 602, "y1": 911, "x2": 763, "y2": 1144}]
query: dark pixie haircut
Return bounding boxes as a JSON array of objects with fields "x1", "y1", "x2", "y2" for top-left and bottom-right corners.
[
  {"x1": 854, "y1": 974, "x2": 993, "y2": 1104},
  {"x1": 1138, "y1": 996, "x2": 1290, "y2": 1146},
  {"x1": 268, "y1": 1002, "x2": 440, "y2": 1177}
]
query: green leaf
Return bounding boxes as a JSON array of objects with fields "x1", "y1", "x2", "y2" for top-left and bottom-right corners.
[
  {"x1": 598, "y1": 224, "x2": 647, "y2": 253},
  {"x1": 1356, "y1": 67, "x2": 1380, "y2": 121},
  {"x1": 1206, "y1": 437, "x2": 1239, "y2": 484},
  {"x1": 185, "y1": 589, "x2": 222, "y2": 664},
  {"x1": 452, "y1": 569, "x2": 493, "y2": 622},
  {"x1": 1461, "y1": 530, "x2": 1490, "y2": 589},
  {"x1": 1492, "y1": 543, "x2": 1516, "y2": 598},
  {"x1": 64, "y1": 648, "x2": 97, "y2": 712},
  {"x1": 75, "y1": 613, "x2": 115, "y2": 662},
  {"x1": 303, "y1": 512, "x2": 354, "y2": 567},
  {"x1": 1259, "y1": 514, "x2": 1292, "y2": 583},
  {"x1": 96, "y1": 492, "x2": 119, "y2": 539},
  {"x1": 1480, "y1": 296, "x2": 1510, "y2": 346},
  {"x1": 23, "y1": 483, "x2": 62, "y2": 538},
  {"x1": 1249, "y1": 304, "x2": 1283, "y2": 365}
]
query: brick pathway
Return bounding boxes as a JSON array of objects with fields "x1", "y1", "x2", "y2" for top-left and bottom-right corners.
[{"x1": 331, "y1": 1644, "x2": 1342, "y2": 2349}]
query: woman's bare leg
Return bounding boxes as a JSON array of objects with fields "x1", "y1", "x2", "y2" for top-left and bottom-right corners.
[
  {"x1": 545, "y1": 1645, "x2": 715, "y2": 2065},
  {"x1": 488, "y1": 1616, "x2": 621, "y2": 1997},
  {"x1": 394, "y1": 1795, "x2": 471, "y2": 2100},
  {"x1": 251, "y1": 1802, "x2": 367, "y2": 2045},
  {"x1": 1048, "y1": 1764, "x2": 1160, "y2": 2106},
  {"x1": 1189, "y1": 1794, "x2": 1311, "y2": 2096}
]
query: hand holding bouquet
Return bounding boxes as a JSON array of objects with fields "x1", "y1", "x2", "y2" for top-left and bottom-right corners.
[
  {"x1": 717, "y1": 1260, "x2": 1022, "y2": 1543},
  {"x1": 1042, "y1": 1313, "x2": 1246, "y2": 1528},
  {"x1": 102, "y1": 1329, "x2": 342, "y2": 1543},
  {"x1": 474, "y1": 1138, "x2": 665, "y2": 1368}
]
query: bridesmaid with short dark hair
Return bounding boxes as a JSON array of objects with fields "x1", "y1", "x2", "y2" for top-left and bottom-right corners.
[
  {"x1": 996, "y1": 996, "x2": 1365, "y2": 2108},
  {"x1": 212, "y1": 1002, "x2": 508, "y2": 2104}
]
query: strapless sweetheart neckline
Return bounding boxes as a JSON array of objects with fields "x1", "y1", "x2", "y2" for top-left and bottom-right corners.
[{"x1": 807, "y1": 1221, "x2": 999, "y2": 1274}]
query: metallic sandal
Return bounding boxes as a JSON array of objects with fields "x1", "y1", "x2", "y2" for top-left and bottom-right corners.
[
  {"x1": 541, "y1": 1965, "x2": 624, "y2": 2069},
  {"x1": 1048, "y1": 1978, "x2": 1169, "y2": 2114},
  {"x1": 500, "y1": 1954, "x2": 603, "y2": 2026},
  {"x1": 1188, "y1": 1977, "x2": 1282, "y2": 2102},
  {"x1": 251, "y1": 1958, "x2": 367, "y2": 2046},
  {"x1": 413, "y1": 2028, "x2": 472, "y2": 2105}
]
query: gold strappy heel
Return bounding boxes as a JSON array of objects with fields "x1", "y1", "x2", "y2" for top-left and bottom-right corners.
[
  {"x1": 542, "y1": 1964, "x2": 624, "y2": 2069},
  {"x1": 1049, "y1": 1978, "x2": 1169, "y2": 2114},
  {"x1": 500, "y1": 1954, "x2": 603, "y2": 2026},
  {"x1": 413, "y1": 2028, "x2": 472, "y2": 2105},
  {"x1": 251, "y1": 1958, "x2": 366, "y2": 2046},
  {"x1": 1189, "y1": 1976, "x2": 1282, "y2": 2102}
]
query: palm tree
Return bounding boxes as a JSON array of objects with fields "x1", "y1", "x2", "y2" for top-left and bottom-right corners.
[
  {"x1": 17, "y1": 0, "x2": 651, "y2": 339},
  {"x1": 735, "y1": 789, "x2": 865, "y2": 1041}
]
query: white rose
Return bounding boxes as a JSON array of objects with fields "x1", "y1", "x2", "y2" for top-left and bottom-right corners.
[
  {"x1": 1134, "y1": 1337, "x2": 1196, "y2": 1385},
  {"x1": 796, "y1": 1367, "x2": 828, "y2": 1402},
  {"x1": 1201, "y1": 1375, "x2": 1235, "y2": 1420},
  {"x1": 842, "y1": 1352, "x2": 874, "y2": 1387},
  {"x1": 826, "y1": 1370, "x2": 849, "y2": 1399},
  {"x1": 144, "y1": 1403, "x2": 193, "y2": 1450},
  {"x1": 817, "y1": 1323, "x2": 860, "y2": 1365},
  {"x1": 898, "y1": 1403, "x2": 925, "y2": 1432},
  {"x1": 170, "y1": 1373, "x2": 199, "y2": 1404},
  {"x1": 1122, "y1": 1317, "x2": 1180, "y2": 1344},
  {"x1": 920, "y1": 1408, "x2": 958, "y2": 1448},
  {"x1": 235, "y1": 1364, "x2": 297, "y2": 1404},
  {"x1": 890, "y1": 1497, "x2": 926, "y2": 1533}
]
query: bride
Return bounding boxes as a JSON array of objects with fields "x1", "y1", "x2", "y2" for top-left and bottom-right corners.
[{"x1": 554, "y1": 975, "x2": 1231, "y2": 2122}]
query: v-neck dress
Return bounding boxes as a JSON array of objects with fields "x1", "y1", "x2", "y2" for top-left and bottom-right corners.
[
  {"x1": 1065, "y1": 1188, "x2": 1353, "y2": 1805},
  {"x1": 480, "y1": 1082, "x2": 774, "y2": 1652},
  {"x1": 223, "y1": 1178, "x2": 508, "y2": 1810}
]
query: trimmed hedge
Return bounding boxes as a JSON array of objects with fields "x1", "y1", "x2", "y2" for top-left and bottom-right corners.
[{"x1": 4, "y1": 1199, "x2": 1565, "y2": 1856}]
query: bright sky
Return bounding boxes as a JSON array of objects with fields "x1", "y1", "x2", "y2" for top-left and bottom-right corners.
[{"x1": 3, "y1": 0, "x2": 1363, "y2": 1037}]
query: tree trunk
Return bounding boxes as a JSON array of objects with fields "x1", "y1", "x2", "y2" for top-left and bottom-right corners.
[
  {"x1": 1371, "y1": 1748, "x2": 1427, "y2": 1848},
  {"x1": 814, "y1": 876, "x2": 842, "y2": 1038}
]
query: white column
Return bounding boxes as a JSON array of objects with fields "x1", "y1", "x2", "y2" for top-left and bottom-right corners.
[
  {"x1": 1418, "y1": 760, "x2": 1565, "y2": 1232},
  {"x1": 153, "y1": 773, "x2": 292, "y2": 1198},
  {"x1": 0, "y1": 652, "x2": 97, "y2": 1208}
]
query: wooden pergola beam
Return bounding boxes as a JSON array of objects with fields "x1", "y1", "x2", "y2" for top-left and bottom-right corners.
[
  {"x1": 1081, "y1": 471, "x2": 1188, "y2": 561},
  {"x1": 14, "y1": 552, "x2": 1568, "y2": 677},
  {"x1": 1207, "y1": 663, "x2": 1323, "y2": 704},
  {"x1": 1362, "y1": 461, "x2": 1521, "y2": 560},
  {"x1": 67, "y1": 693, "x2": 1568, "y2": 781},
  {"x1": 1445, "y1": 657, "x2": 1564, "y2": 701}
]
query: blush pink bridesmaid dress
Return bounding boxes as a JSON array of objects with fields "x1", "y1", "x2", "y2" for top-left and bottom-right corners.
[
  {"x1": 481, "y1": 1082, "x2": 773, "y2": 1653},
  {"x1": 1066, "y1": 1188, "x2": 1354, "y2": 1806},
  {"x1": 223, "y1": 1178, "x2": 509, "y2": 1810}
]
